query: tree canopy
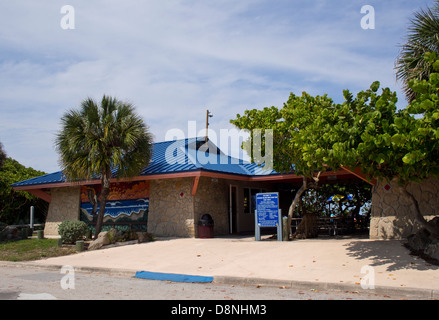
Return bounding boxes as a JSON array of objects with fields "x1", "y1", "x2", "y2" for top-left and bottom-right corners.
[
  {"x1": 0, "y1": 157, "x2": 47, "y2": 225},
  {"x1": 231, "y1": 93, "x2": 336, "y2": 178},
  {"x1": 230, "y1": 53, "x2": 439, "y2": 238}
]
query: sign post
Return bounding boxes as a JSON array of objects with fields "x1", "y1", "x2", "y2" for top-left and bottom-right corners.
[{"x1": 255, "y1": 192, "x2": 282, "y2": 241}]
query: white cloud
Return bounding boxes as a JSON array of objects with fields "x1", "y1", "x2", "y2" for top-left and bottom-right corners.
[{"x1": 0, "y1": 0, "x2": 426, "y2": 172}]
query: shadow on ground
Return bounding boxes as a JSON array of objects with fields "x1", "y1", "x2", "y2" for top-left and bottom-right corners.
[{"x1": 343, "y1": 239, "x2": 439, "y2": 272}]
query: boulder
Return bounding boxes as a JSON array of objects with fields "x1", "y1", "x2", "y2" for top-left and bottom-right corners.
[
  {"x1": 1, "y1": 226, "x2": 21, "y2": 242},
  {"x1": 136, "y1": 232, "x2": 152, "y2": 243},
  {"x1": 424, "y1": 241, "x2": 439, "y2": 261},
  {"x1": 406, "y1": 217, "x2": 439, "y2": 263},
  {"x1": 406, "y1": 228, "x2": 431, "y2": 252},
  {"x1": 88, "y1": 231, "x2": 110, "y2": 250},
  {"x1": 107, "y1": 228, "x2": 122, "y2": 244}
]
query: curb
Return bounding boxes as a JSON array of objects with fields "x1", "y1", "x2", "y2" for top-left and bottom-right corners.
[
  {"x1": 0, "y1": 261, "x2": 136, "y2": 278},
  {"x1": 1, "y1": 261, "x2": 437, "y2": 299},
  {"x1": 213, "y1": 275, "x2": 439, "y2": 300}
]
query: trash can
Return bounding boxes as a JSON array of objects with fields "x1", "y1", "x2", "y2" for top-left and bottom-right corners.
[{"x1": 198, "y1": 214, "x2": 214, "y2": 238}]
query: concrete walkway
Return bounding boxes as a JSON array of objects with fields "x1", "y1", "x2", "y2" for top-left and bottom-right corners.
[{"x1": 21, "y1": 236, "x2": 439, "y2": 298}]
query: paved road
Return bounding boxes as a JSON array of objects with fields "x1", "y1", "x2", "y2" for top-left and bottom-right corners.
[
  {"x1": 31, "y1": 236, "x2": 439, "y2": 295},
  {"x1": 0, "y1": 265, "x2": 416, "y2": 301}
]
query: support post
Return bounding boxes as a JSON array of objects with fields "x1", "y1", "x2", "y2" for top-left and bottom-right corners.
[
  {"x1": 277, "y1": 209, "x2": 282, "y2": 242},
  {"x1": 30, "y1": 206, "x2": 34, "y2": 230},
  {"x1": 255, "y1": 210, "x2": 261, "y2": 241},
  {"x1": 282, "y1": 216, "x2": 289, "y2": 241}
]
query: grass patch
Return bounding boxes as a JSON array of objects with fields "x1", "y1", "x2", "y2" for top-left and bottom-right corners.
[{"x1": 0, "y1": 238, "x2": 77, "y2": 262}]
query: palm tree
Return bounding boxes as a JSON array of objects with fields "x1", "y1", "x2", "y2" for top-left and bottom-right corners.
[
  {"x1": 55, "y1": 96, "x2": 153, "y2": 237},
  {"x1": 395, "y1": 1, "x2": 439, "y2": 103}
]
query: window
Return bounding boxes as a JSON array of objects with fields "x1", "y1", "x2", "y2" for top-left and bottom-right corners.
[
  {"x1": 251, "y1": 189, "x2": 259, "y2": 214},
  {"x1": 243, "y1": 188, "x2": 266, "y2": 214},
  {"x1": 243, "y1": 188, "x2": 250, "y2": 214}
]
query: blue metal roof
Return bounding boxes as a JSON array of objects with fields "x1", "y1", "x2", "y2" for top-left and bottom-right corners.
[
  {"x1": 12, "y1": 137, "x2": 277, "y2": 188},
  {"x1": 12, "y1": 171, "x2": 67, "y2": 188}
]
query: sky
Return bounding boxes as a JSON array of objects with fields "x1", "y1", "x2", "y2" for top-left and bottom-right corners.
[{"x1": 0, "y1": 0, "x2": 432, "y2": 173}]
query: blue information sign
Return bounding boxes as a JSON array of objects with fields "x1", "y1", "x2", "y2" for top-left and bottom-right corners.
[{"x1": 256, "y1": 192, "x2": 279, "y2": 227}]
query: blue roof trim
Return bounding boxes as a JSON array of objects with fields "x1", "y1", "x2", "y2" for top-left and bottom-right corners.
[{"x1": 11, "y1": 137, "x2": 278, "y2": 188}]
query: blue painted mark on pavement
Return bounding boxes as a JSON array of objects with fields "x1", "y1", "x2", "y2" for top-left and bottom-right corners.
[{"x1": 134, "y1": 271, "x2": 214, "y2": 283}]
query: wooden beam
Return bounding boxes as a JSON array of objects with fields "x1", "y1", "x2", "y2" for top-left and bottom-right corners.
[
  {"x1": 27, "y1": 189, "x2": 52, "y2": 203},
  {"x1": 191, "y1": 176, "x2": 200, "y2": 196},
  {"x1": 13, "y1": 167, "x2": 364, "y2": 192},
  {"x1": 340, "y1": 166, "x2": 377, "y2": 186}
]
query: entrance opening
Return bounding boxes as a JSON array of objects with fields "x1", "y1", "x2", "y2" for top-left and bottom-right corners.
[{"x1": 229, "y1": 185, "x2": 237, "y2": 234}]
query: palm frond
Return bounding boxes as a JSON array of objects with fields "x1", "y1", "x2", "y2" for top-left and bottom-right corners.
[
  {"x1": 55, "y1": 96, "x2": 153, "y2": 182},
  {"x1": 395, "y1": 2, "x2": 439, "y2": 102}
]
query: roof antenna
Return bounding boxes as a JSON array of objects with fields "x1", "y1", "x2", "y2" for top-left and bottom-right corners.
[{"x1": 205, "y1": 109, "x2": 213, "y2": 143}]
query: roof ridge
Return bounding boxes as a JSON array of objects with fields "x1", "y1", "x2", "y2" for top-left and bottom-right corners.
[
  {"x1": 153, "y1": 136, "x2": 205, "y2": 144},
  {"x1": 11, "y1": 137, "x2": 273, "y2": 188}
]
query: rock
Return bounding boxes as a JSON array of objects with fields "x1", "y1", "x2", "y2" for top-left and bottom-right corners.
[
  {"x1": 429, "y1": 217, "x2": 439, "y2": 229},
  {"x1": 406, "y1": 219, "x2": 439, "y2": 263},
  {"x1": 424, "y1": 241, "x2": 439, "y2": 261},
  {"x1": 1, "y1": 226, "x2": 21, "y2": 242},
  {"x1": 107, "y1": 228, "x2": 121, "y2": 244},
  {"x1": 137, "y1": 232, "x2": 152, "y2": 243},
  {"x1": 406, "y1": 228, "x2": 431, "y2": 252},
  {"x1": 88, "y1": 231, "x2": 110, "y2": 250}
]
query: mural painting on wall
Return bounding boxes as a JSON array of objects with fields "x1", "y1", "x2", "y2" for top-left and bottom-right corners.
[{"x1": 80, "y1": 181, "x2": 149, "y2": 224}]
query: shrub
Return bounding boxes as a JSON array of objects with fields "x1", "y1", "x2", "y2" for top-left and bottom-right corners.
[{"x1": 58, "y1": 220, "x2": 88, "y2": 244}]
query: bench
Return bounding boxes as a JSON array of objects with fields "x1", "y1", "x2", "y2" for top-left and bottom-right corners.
[{"x1": 291, "y1": 217, "x2": 342, "y2": 236}]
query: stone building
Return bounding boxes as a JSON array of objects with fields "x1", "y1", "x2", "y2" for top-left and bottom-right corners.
[
  {"x1": 13, "y1": 137, "x2": 437, "y2": 240},
  {"x1": 369, "y1": 177, "x2": 439, "y2": 240},
  {"x1": 12, "y1": 137, "x2": 360, "y2": 238}
]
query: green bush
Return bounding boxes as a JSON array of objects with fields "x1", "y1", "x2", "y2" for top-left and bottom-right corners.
[{"x1": 58, "y1": 220, "x2": 88, "y2": 244}]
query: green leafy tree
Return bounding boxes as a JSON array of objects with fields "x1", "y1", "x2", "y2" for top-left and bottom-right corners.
[
  {"x1": 0, "y1": 158, "x2": 47, "y2": 224},
  {"x1": 231, "y1": 54, "x2": 439, "y2": 239},
  {"x1": 320, "y1": 54, "x2": 438, "y2": 237},
  {"x1": 395, "y1": 1, "x2": 439, "y2": 102},
  {"x1": 231, "y1": 93, "x2": 338, "y2": 238},
  {"x1": 55, "y1": 96, "x2": 153, "y2": 238},
  {"x1": 348, "y1": 55, "x2": 439, "y2": 237}
]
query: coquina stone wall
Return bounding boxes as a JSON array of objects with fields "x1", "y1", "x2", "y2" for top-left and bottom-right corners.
[
  {"x1": 147, "y1": 177, "x2": 230, "y2": 238},
  {"x1": 148, "y1": 178, "x2": 195, "y2": 237},
  {"x1": 43, "y1": 177, "x2": 231, "y2": 238},
  {"x1": 193, "y1": 177, "x2": 229, "y2": 236},
  {"x1": 370, "y1": 178, "x2": 439, "y2": 240},
  {"x1": 44, "y1": 186, "x2": 81, "y2": 236}
]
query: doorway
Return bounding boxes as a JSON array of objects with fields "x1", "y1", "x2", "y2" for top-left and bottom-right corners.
[{"x1": 229, "y1": 185, "x2": 237, "y2": 233}]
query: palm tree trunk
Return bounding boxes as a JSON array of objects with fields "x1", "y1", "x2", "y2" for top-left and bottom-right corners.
[
  {"x1": 86, "y1": 187, "x2": 99, "y2": 218},
  {"x1": 94, "y1": 168, "x2": 112, "y2": 238}
]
